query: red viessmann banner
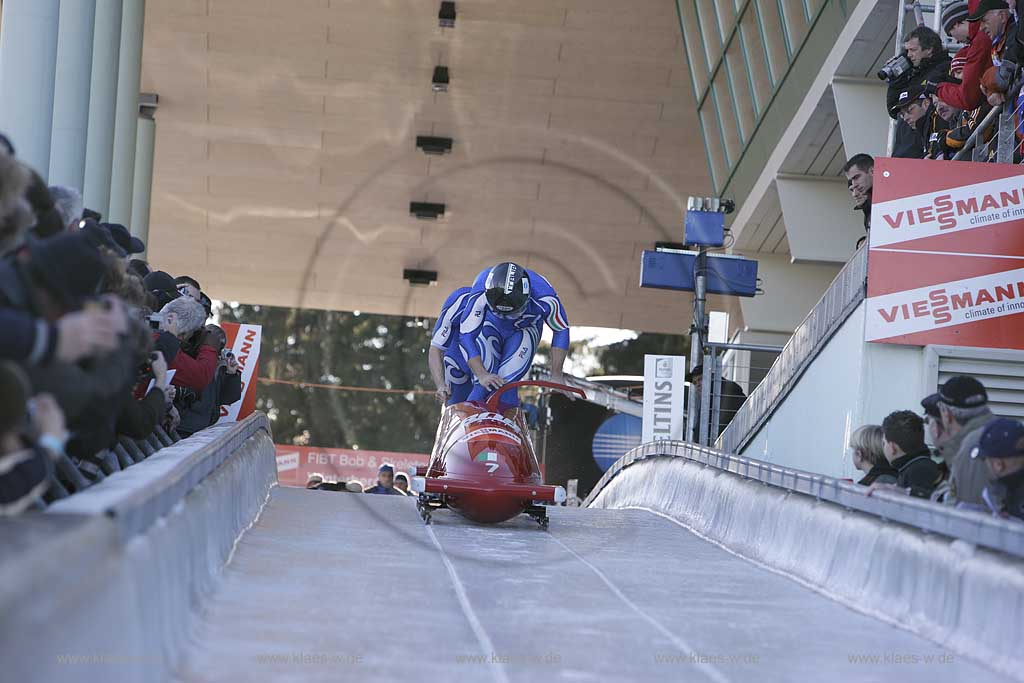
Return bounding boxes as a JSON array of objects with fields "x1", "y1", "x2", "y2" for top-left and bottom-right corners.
[
  {"x1": 215, "y1": 323, "x2": 261, "y2": 423},
  {"x1": 867, "y1": 158, "x2": 1024, "y2": 349},
  {"x1": 275, "y1": 445, "x2": 431, "y2": 489}
]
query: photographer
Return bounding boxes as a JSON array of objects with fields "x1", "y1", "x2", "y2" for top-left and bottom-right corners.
[
  {"x1": 153, "y1": 296, "x2": 219, "y2": 393},
  {"x1": 176, "y1": 325, "x2": 243, "y2": 438},
  {"x1": 883, "y1": 26, "x2": 951, "y2": 158}
]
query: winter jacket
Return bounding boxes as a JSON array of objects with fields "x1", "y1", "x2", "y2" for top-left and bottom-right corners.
[
  {"x1": 151, "y1": 331, "x2": 218, "y2": 392},
  {"x1": 950, "y1": 410, "x2": 999, "y2": 506},
  {"x1": 937, "y1": 20, "x2": 993, "y2": 111},
  {"x1": 177, "y1": 367, "x2": 242, "y2": 437},
  {"x1": 857, "y1": 463, "x2": 899, "y2": 487},
  {"x1": 0, "y1": 445, "x2": 52, "y2": 516},
  {"x1": 892, "y1": 449, "x2": 940, "y2": 498},
  {"x1": 365, "y1": 485, "x2": 402, "y2": 495},
  {"x1": 0, "y1": 260, "x2": 58, "y2": 365},
  {"x1": 984, "y1": 469, "x2": 1024, "y2": 522}
]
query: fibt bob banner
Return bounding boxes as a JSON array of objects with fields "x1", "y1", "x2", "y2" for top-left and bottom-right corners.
[
  {"x1": 867, "y1": 158, "x2": 1024, "y2": 349},
  {"x1": 275, "y1": 445, "x2": 430, "y2": 489},
  {"x1": 216, "y1": 323, "x2": 261, "y2": 423}
]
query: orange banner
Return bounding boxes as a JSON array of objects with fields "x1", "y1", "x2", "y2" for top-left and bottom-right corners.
[{"x1": 216, "y1": 322, "x2": 261, "y2": 423}]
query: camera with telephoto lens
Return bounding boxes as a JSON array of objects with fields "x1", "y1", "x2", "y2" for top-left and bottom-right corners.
[{"x1": 878, "y1": 52, "x2": 912, "y2": 82}]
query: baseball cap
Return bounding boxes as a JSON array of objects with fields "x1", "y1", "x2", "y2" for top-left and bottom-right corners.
[
  {"x1": 968, "y1": 0, "x2": 1009, "y2": 21},
  {"x1": 920, "y1": 393, "x2": 942, "y2": 419},
  {"x1": 889, "y1": 84, "x2": 929, "y2": 116},
  {"x1": 971, "y1": 418, "x2": 1024, "y2": 459},
  {"x1": 938, "y1": 375, "x2": 988, "y2": 408}
]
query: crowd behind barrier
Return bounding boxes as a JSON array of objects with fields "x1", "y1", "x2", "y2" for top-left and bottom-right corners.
[{"x1": 0, "y1": 132, "x2": 244, "y2": 517}]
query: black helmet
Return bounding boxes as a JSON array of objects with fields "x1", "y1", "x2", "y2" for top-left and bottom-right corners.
[{"x1": 484, "y1": 262, "x2": 531, "y2": 317}]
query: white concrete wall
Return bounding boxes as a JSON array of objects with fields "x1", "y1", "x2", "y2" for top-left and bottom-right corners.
[{"x1": 740, "y1": 301, "x2": 927, "y2": 479}]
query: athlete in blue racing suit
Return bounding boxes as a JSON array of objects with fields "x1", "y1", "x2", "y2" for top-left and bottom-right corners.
[
  {"x1": 458, "y1": 262, "x2": 571, "y2": 409},
  {"x1": 428, "y1": 287, "x2": 475, "y2": 405}
]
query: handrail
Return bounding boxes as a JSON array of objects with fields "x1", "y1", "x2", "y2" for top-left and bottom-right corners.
[
  {"x1": 952, "y1": 103, "x2": 1003, "y2": 161},
  {"x1": 47, "y1": 413, "x2": 272, "y2": 540},
  {"x1": 484, "y1": 380, "x2": 586, "y2": 412},
  {"x1": 584, "y1": 438, "x2": 1024, "y2": 558},
  {"x1": 718, "y1": 245, "x2": 869, "y2": 454},
  {"x1": 531, "y1": 368, "x2": 644, "y2": 417}
]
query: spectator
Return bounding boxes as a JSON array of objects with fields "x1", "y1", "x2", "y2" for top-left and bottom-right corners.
[
  {"x1": 347, "y1": 480, "x2": 365, "y2": 493},
  {"x1": 176, "y1": 325, "x2": 242, "y2": 438},
  {"x1": 103, "y1": 223, "x2": 145, "y2": 264},
  {"x1": 973, "y1": 1, "x2": 1018, "y2": 107},
  {"x1": 365, "y1": 464, "x2": 402, "y2": 494},
  {"x1": 687, "y1": 365, "x2": 746, "y2": 440},
  {"x1": 394, "y1": 472, "x2": 413, "y2": 495},
  {"x1": 921, "y1": 392, "x2": 953, "y2": 485},
  {"x1": 972, "y1": 418, "x2": 1024, "y2": 520},
  {"x1": 144, "y1": 270, "x2": 180, "y2": 311},
  {"x1": 886, "y1": 26, "x2": 951, "y2": 158},
  {"x1": 175, "y1": 276, "x2": 202, "y2": 301},
  {"x1": 849, "y1": 425, "x2": 898, "y2": 486},
  {"x1": 48, "y1": 185, "x2": 83, "y2": 232},
  {"x1": 842, "y1": 154, "x2": 873, "y2": 234},
  {"x1": 879, "y1": 410, "x2": 940, "y2": 498},
  {"x1": 891, "y1": 85, "x2": 950, "y2": 159},
  {"x1": 154, "y1": 296, "x2": 219, "y2": 393},
  {"x1": 929, "y1": 96, "x2": 965, "y2": 158},
  {"x1": 0, "y1": 362, "x2": 66, "y2": 515},
  {"x1": 306, "y1": 473, "x2": 325, "y2": 490},
  {"x1": 24, "y1": 170, "x2": 64, "y2": 240},
  {"x1": 0, "y1": 150, "x2": 32, "y2": 255},
  {"x1": 944, "y1": 1, "x2": 972, "y2": 44},
  {"x1": 936, "y1": 375, "x2": 998, "y2": 506},
  {"x1": 0, "y1": 231, "x2": 125, "y2": 366}
]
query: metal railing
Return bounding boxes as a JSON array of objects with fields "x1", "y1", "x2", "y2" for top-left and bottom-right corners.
[
  {"x1": 718, "y1": 245, "x2": 869, "y2": 454},
  {"x1": 583, "y1": 438, "x2": 1024, "y2": 559}
]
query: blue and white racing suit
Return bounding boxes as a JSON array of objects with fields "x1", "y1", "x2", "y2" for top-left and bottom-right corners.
[
  {"x1": 430, "y1": 287, "x2": 474, "y2": 405},
  {"x1": 458, "y1": 268, "x2": 570, "y2": 408}
]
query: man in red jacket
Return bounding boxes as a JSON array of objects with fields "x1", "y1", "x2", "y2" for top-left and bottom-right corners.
[
  {"x1": 153, "y1": 296, "x2": 218, "y2": 392},
  {"x1": 929, "y1": 0, "x2": 994, "y2": 110}
]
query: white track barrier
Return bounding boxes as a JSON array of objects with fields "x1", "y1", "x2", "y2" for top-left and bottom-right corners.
[
  {"x1": 589, "y1": 455, "x2": 1024, "y2": 680},
  {"x1": 0, "y1": 414, "x2": 277, "y2": 683}
]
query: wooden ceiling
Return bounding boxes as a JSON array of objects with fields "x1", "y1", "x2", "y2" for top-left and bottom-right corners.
[{"x1": 142, "y1": 0, "x2": 712, "y2": 332}]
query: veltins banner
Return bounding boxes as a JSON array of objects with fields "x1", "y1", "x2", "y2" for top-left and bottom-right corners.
[
  {"x1": 867, "y1": 158, "x2": 1024, "y2": 349},
  {"x1": 216, "y1": 323, "x2": 261, "y2": 423},
  {"x1": 641, "y1": 355, "x2": 686, "y2": 443}
]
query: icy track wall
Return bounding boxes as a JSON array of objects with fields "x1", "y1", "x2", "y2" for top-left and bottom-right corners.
[
  {"x1": 0, "y1": 414, "x2": 277, "y2": 683},
  {"x1": 589, "y1": 455, "x2": 1024, "y2": 680}
]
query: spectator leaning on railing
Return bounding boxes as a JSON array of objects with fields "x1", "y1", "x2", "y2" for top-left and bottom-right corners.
[
  {"x1": 175, "y1": 324, "x2": 242, "y2": 438},
  {"x1": 934, "y1": 376, "x2": 998, "y2": 508},
  {"x1": 842, "y1": 154, "x2": 874, "y2": 236},
  {"x1": 154, "y1": 296, "x2": 219, "y2": 393},
  {"x1": 972, "y1": 418, "x2": 1024, "y2": 520},
  {"x1": 877, "y1": 410, "x2": 941, "y2": 498},
  {"x1": 0, "y1": 362, "x2": 67, "y2": 515},
  {"x1": 849, "y1": 424, "x2": 898, "y2": 486}
]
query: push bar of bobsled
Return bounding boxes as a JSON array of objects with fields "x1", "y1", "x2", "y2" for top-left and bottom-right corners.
[
  {"x1": 485, "y1": 380, "x2": 587, "y2": 412},
  {"x1": 410, "y1": 476, "x2": 567, "y2": 504}
]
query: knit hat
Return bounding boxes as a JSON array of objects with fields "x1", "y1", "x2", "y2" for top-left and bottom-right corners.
[
  {"x1": 942, "y1": 0, "x2": 969, "y2": 34},
  {"x1": 28, "y1": 232, "x2": 108, "y2": 309}
]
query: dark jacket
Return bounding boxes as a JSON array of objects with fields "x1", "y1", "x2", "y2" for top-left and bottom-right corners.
[
  {"x1": 116, "y1": 387, "x2": 168, "y2": 440},
  {"x1": 0, "y1": 445, "x2": 52, "y2": 516},
  {"x1": 985, "y1": 469, "x2": 1024, "y2": 522},
  {"x1": 0, "y1": 260, "x2": 58, "y2": 365},
  {"x1": 892, "y1": 449, "x2": 941, "y2": 498},
  {"x1": 177, "y1": 367, "x2": 242, "y2": 437},
  {"x1": 152, "y1": 331, "x2": 218, "y2": 392},
  {"x1": 690, "y1": 379, "x2": 747, "y2": 441},
  {"x1": 858, "y1": 463, "x2": 899, "y2": 487}
]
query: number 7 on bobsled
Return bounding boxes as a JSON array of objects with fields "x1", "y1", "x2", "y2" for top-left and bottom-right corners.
[{"x1": 410, "y1": 380, "x2": 585, "y2": 527}]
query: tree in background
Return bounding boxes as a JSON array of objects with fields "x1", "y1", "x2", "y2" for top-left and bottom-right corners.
[{"x1": 217, "y1": 303, "x2": 439, "y2": 453}]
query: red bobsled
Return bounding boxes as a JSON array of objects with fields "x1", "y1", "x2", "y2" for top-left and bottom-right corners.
[{"x1": 410, "y1": 380, "x2": 585, "y2": 527}]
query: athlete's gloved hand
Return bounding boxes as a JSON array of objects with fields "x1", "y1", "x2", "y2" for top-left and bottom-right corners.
[
  {"x1": 476, "y1": 372, "x2": 505, "y2": 391},
  {"x1": 435, "y1": 386, "x2": 451, "y2": 404}
]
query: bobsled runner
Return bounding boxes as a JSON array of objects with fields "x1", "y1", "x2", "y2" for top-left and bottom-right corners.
[{"x1": 411, "y1": 380, "x2": 585, "y2": 527}]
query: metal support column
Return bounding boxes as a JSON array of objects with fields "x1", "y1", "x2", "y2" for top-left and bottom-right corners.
[
  {"x1": 83, "y1": 0, "x2": 123, "y2": 218},
  {"x1": 108, "y1": 0, "x2": 146, "y2": 224},
  {"x1": 48, "y1": 0, "x2": 97, "y2": 190},
  {"x1": 0, "y1": 0, "x2": 61, "y2": 177}
]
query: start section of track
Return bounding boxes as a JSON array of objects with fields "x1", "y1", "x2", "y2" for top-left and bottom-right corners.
[{"x1": 176, "y1": 487, "x2": 1009, "y2": 683}]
